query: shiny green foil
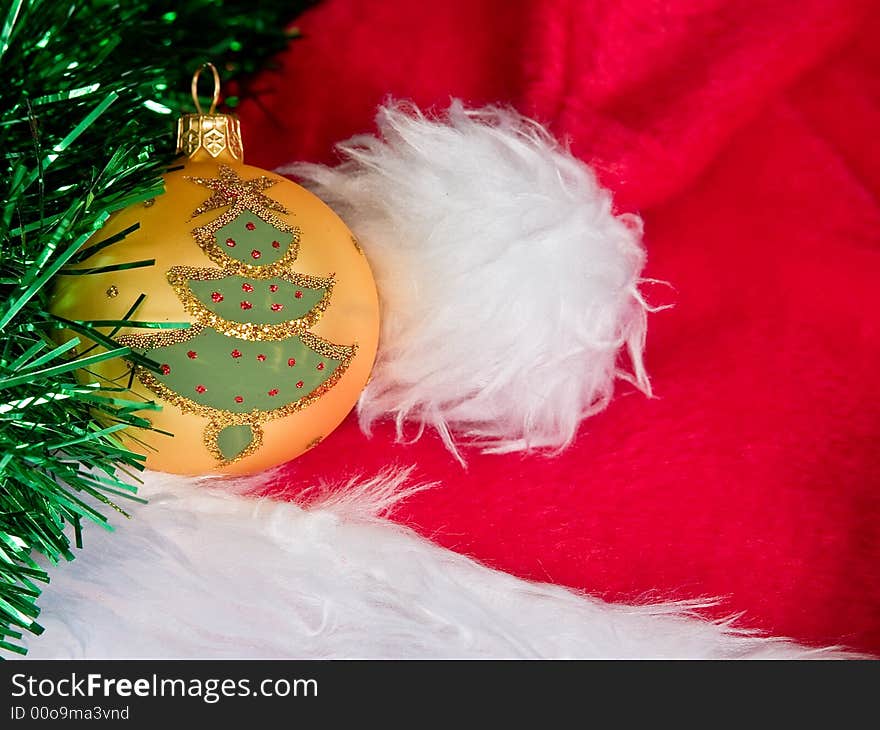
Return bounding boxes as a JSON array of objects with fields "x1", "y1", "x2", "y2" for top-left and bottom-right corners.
[{"x1": 0, "y1": 0, "x2": 317, "y2": 655}]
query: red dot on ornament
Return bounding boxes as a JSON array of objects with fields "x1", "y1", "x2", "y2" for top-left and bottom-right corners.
[
  {"x1": 226, "y1": 238, "x2": 236, "y2": 247},
  {"x1": 268, "y1": 388, "x2": 279, "y2": 397},
  {"x1": 195, "y1": 385, "x2": 206, "y2": 394},
  {"x1": 317, "y1": 362, "x2": 325, "y2": 371},
  {"x1": 210, "y1": 291, "x2": 223, "y2": 302},
  {"x1": 271, "y1": 240, "x2": 280, "y2": 249},
  {"x1": 269, "y1": 284, "x2": 279, "y2": 293},
  {"x1": 257, "y1": 354, "x2": 266, "y2": 362},
  {"x1": 234, "y1": 395, "x2": 244, "y2": 403},
  {"x1": 251, "y1": 249, "x2": 261, "y2": 260},
  {"x1": 270, "y1": 303, "x2": 283, "y2": 312},
  {"x1": 240, "y1": 301, "x2": 252, "y2": 310},
  {"x1": 187, "y1": 350, "x2": 197, "y2": 359},
  {"x1": 246, "y1": 222, "x2": 256, "y2": 231},
  {"x1": 294, "y1": 291, "x2": 303, "y2": 299},
  {"x1": 287, "y1": 358, "x2": 296, "y2": 367},
  {"x1": 231, "y1": 349, "x2": 242, "y2": 359},
  {"x1": 242, "y1": 283, "x2": 254, "y2": 293},
  {"x1": 160, "y1": 364, "x2": 171, "y2": 375},
  {"x1": 296, "y1": 380, "x2": 304, "y2": 389}
]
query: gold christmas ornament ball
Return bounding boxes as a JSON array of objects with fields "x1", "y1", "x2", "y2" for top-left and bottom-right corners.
[{"x1": 50, "y1": 65, "x2": 379, "y2": 475}]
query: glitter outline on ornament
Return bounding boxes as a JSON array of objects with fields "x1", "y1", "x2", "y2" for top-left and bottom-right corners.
[
  {"x1": 117, "y1": 327, "x2": 358, "y2": 465},
  {"x1": 116, "y1": 158, "x2": 359, "y2": 466},
  {"x1": 166, "y1": 265, "x2": 335, "y2": 341}
]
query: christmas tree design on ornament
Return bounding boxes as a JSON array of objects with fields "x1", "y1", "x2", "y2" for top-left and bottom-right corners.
[{"x1": 118, "y1": 164, "x2": 356, "y2": 465}]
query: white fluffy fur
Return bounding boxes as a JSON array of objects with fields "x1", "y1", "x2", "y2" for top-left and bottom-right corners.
[
  {"x1": 16, "y1": 470, "x2": 842, "y2": 659},
  {"x1": 282, "y1": 101, "x2": 651, "y2": 461}
]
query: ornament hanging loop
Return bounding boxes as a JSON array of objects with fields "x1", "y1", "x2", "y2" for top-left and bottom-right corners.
[
  {"x1": 177, "y1": 62, "x2": 243, "y2": 161},
  {"x1": 191, "y1": 62, "x2": 221, "y2": 115}
]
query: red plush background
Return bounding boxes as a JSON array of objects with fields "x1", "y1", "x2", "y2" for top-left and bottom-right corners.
[{"x1": 236, "y1": 0, "x2": 880, "y2": 654}]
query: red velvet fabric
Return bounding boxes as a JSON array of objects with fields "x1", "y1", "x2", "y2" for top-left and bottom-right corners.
[{"x1": 236, "y1": 0, "x2": 880, "y2": 654}]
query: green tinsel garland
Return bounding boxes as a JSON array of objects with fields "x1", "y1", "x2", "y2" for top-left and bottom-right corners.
[{"x1": 0, "y1": 0, "x2": 316, "y2": 655}]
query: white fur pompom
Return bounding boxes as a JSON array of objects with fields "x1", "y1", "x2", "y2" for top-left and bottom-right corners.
[{"x1": 282, "y1": 101, "x2": 650, "y2": 460}]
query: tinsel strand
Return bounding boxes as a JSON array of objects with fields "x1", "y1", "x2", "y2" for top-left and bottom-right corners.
[{"x1": 0, "y1": 0, "x2": 316, "y2": 655}]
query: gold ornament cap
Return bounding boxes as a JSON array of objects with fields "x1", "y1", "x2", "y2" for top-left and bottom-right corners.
[{"x1": 176, "y1": 63, "x2": 244, "y2": 162}]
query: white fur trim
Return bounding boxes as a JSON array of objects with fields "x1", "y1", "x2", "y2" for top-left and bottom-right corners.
[
  {"x1": 282, "y1": 101, "x2": 651, "y2": 461},
  {"x1": 18, "y1": 470, "x2": 842, "y2": 659}
]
